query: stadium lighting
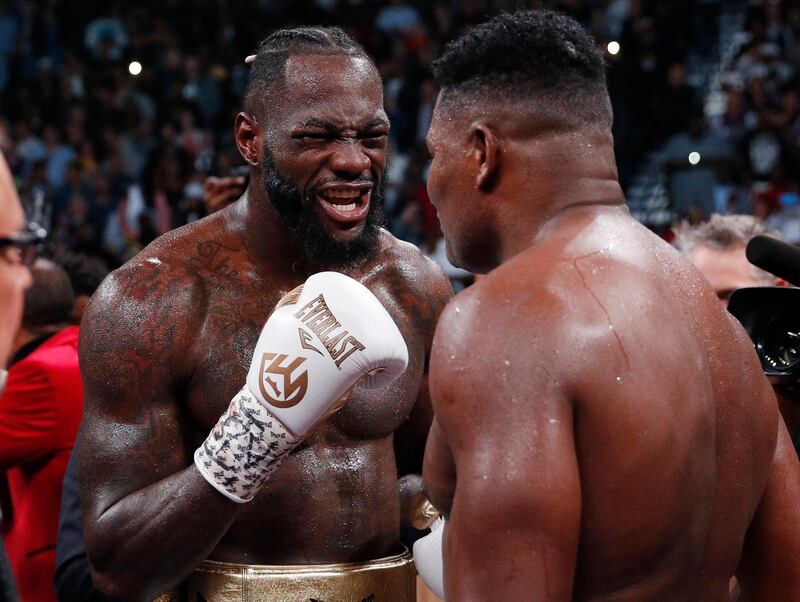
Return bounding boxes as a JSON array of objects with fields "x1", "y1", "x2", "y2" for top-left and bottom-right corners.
[
  {"x1": 688, "y1": 151, "x2": 701, "y2": 165},
  {"x1": 607, "y1": 41, "x2": 621, "y2": 55},
  {"x1": 128, "y1": 61, "x2": 142, "y2": 76}
]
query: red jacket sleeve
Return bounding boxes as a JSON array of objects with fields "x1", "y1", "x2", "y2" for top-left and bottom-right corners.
[{"x1": 0, "y1": 360, "x2": 59, "y2": 468}]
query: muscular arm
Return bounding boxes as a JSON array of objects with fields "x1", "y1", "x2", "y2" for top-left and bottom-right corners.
[
  {"x1": 736, "y1": 416, "x2": 800, "y2": 599},
  {"x1": 392, "y1": 258, "x2": 452, "y2": 527},
  {"x1": 393, "y1": 257, "x2": 452, "y2": 477},
  {"x1": 429, "y1": 289, "x2": 581, "y2": 600},
  {"x1": 78, "y1": 263, "x2": 242, "y2": 600}
]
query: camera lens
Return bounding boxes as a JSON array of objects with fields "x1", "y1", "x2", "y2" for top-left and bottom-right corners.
[{"x1": 757, "y1": 311, "x2": 800, "y2": 374}]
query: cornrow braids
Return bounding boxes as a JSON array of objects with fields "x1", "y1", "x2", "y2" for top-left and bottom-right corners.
[{"x1": 244, "y1": 26, "x2": 372, "y2": 116}]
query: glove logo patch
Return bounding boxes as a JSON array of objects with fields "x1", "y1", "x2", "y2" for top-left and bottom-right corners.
[
  {"x1": 298, "y1": 328, "x2": 323, "y2": 356},
  {"x1": 258, "y1": 353, "x2": 309, "y2": 408},
  {"x1": 294, "y1": 294, "x2": 367, "y2": 368}
]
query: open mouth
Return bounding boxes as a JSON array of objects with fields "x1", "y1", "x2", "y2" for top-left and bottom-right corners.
[{"x1": 317, "y1": 185, "x2": 372, "y2": 225}]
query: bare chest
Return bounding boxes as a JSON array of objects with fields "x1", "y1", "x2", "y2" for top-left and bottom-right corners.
[{"x1": 183, "y1": 265, "x2": 425, "y2": 443}]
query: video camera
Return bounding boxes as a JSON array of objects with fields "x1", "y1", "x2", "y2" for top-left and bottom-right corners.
[{"x1": 728, "y1": 236, "x2": 800, "y2": 383}]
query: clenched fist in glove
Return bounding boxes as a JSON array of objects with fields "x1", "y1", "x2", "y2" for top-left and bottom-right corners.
[{"x1": 195, "y1": 271, "x2": 409, "y2": 502}]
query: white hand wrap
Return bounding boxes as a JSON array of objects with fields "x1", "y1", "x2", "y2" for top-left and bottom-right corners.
[
  {"x1": 414, "y1": 517, "x2": 445, "y2": 599},
  {"x1": 195, "y1": 271, "x2": 409, "y2": 503},
  {"x1": 194, "y1": 386, "x2": 297, "y2": 502}
]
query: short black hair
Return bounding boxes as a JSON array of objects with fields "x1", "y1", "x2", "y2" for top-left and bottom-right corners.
[
  {"x1": 22, "y1": 259, "x2": 75, "y2": 329},
  {"x1": 245, "y1": 27, "x2": 372, "y2": 117},
  {"x1": 432, "y1": 10, "x2": 611, "y2": 128}
]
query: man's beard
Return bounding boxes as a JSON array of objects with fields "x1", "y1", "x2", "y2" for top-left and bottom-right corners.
[{"x1": 261, "y1": 143, "x2": 385, "y2": 268}]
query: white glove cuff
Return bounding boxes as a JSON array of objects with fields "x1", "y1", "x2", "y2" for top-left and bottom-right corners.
[
  {"x1": 413, "y1": 517, "x2": 445, "y2": 599},
  {"x1": 194, "y1": 385, "x2": 298, "y2": 503}
]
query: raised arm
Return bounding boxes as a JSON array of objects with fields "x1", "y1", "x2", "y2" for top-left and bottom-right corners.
[
  {"x1": 78, "y1": 262, "x2": 241, "y2": 600},
  {"x1": 736, "y1": 415, "x2": 800, "y2": 598},
  {"x1": 429, "y1": 292, "x2": 581, "y2": 601}
]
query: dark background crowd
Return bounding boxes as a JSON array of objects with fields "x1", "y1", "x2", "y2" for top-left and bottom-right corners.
[
  {"x1": 655, "y1": 0, "x2": 800, "y2": 242},
  {"x1": 707, "y1": 0, "x2": 800, "y2": 241},
  {"x1": 1, "y1": 0, "x2": 780, "y2": 272}
]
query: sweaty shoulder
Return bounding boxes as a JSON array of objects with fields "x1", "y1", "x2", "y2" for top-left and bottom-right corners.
[
  {"x1": 365, "y1": 231, "x2": 453, "y2": 326},
  {"x1": 80, "y1": 216, "x2": 224, "y2": 384},
  {"x1": 431, "y1": 272, "x2": 552, "y2": 384},
  {"x1": 374, "y1": 232, "x2": 450, "y2": 291}
]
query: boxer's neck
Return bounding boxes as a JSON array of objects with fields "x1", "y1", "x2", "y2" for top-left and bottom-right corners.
[
  {"x1": 238, "y1": 183, "x2": 308, "y2": 276},
  {"x1": 494, "y1": 128, "x2": 625, "y2": 264}
]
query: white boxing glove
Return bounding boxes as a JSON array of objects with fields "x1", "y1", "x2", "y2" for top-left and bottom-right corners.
[
  {"x1": 195, "y1": 272, "x2": 409, "y2": 502},
  {"x1": 414, "y1": 517, "x2": 445, "y2": 599}
]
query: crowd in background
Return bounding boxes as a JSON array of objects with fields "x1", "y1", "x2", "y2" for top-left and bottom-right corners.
[
  {"x1": 663, "y1": 0, "x2": 800, "y2": 241},
  {"x1": 0, "y1": 0, "x2": 725, "y2": 272}
]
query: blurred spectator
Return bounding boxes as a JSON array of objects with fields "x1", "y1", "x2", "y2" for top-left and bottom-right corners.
[
  {"x1": 42, "y1": 126, "x2": 75, "y2": 189},
  {"x1": 202, "y1": 174, "x2": 247, "y2": 215},
  {"x1": 664, "y1": 115, "x2": 733, "y2": 218},
  {"x1": 655, "y1": 62, "x2": 698, "y2": 142},
  {"x1": 672, "y1": 213, "x2": 780, "y2": 306},
  {"x1": 52, "y1": 255, "x2": 113, "y2": 602},
  {"x1": 674, "y1": 212, "x2": 800, "y2": 458},
  {"x1": 424, "y1": 226, "x2": 473, "y2": 292},
  {"x1": 764, "y1": 183, "x2": 800, "y2": 243},
  {"x1": 375, "y1": 0, "x2": 422, "y2": 34},
  {"x1": 0, "y1": 0, "x2": 722, "y2": 269},
  {"x1": 84, "y1": 13, "x2": 127, "y2": 62},
  {"x1": 741, "y1": 120, "x2": 785, "y2": 181},
  {"x1": 711, "y1": 162, "x2": 751, "y2": 215},
  {"x1": 709, "y1": 84, "x2": 752, "y2": 143},
  {"x1": 0, "y1": 259, "x2": 81, "y2": 602},
  {"x1": 56, "y1": 253, "x2": 110, "y2": 324},
  {"x1": 0, "y1": 149, "x2": 28, "y2": 602},
  {"x1": 641, "y1": 1, "x2": 800, "y2": 232}
]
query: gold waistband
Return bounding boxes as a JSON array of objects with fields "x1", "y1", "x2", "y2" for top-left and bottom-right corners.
[{"x1": 155, "y1": 548, "x2": 416, "y2": 602}]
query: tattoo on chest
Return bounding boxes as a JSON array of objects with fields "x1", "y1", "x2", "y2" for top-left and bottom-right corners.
[{"x1": 192, "y1": 240, "x2": 257, "y2": 290}]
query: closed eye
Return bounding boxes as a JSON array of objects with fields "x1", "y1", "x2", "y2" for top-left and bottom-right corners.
[
  {"x1": 295, "y1": 131, "x2": 335, "y2": 140},
  {"x1": 359, "y1": 130, "x2": 387, "y2": 139}
]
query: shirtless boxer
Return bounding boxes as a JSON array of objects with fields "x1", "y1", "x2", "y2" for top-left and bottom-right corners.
[
  {"x1": 416, "y1": 10, "x2": 800, "y2": 600},
  {"x1": 78, "y1": 28, "x2": 450, "y2": 600}
]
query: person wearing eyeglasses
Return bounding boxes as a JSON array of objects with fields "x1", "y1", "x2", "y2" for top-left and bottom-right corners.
[
  {"x1": 0, "y1": 155, "x2": 35, "y2": 383},
  {"x1": 0, "y1": 151, "x2": 33, "y2": 602},
  {"x1": 0, "y1": 257, "x2": 80, "y2": 602}
]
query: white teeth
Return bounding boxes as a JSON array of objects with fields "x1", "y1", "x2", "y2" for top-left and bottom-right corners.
[
  {"x1": 336, "y1": 202, "x2": 357, "y2": 211},
  {"x1": 322, "y1": 189, "x2": 360, "y2": 199}
]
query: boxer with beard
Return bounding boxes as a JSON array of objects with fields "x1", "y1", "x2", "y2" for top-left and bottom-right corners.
[
  {"x1": 78, "y1": 27, "x2": 450, "y2": 601},
  {"x1": 416, "y1": 10, "x2": 800, "y2": 600}
]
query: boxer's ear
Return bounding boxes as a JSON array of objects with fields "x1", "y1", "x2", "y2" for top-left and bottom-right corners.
[
  {"x1": 470, "y1": 124, "x2": 498, "y2": 192},
  {"x1": 234, "y1": 112, "x2": 261, "y2": 166}
]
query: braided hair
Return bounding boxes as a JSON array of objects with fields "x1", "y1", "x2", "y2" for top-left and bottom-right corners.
[{"x1": 244, "y1": 27, "x2": 372, "y2": 116}]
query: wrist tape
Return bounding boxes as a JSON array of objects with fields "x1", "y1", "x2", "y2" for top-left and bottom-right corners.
[{"x1": 194, "y1": 385, "x2": 298, "y2": 503}]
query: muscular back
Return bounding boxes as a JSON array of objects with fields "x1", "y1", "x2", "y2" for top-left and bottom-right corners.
[
  {"x1": 79, "y1": 202, "x2": 450, "y2": 595},
  {"x1": 425, "y1": 206, "x2": 796, "y2": 601}
]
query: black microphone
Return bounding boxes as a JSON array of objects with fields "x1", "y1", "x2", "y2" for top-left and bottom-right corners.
[{"x1": 746, "y1": 235, "x2": 800, "y2": 286}]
